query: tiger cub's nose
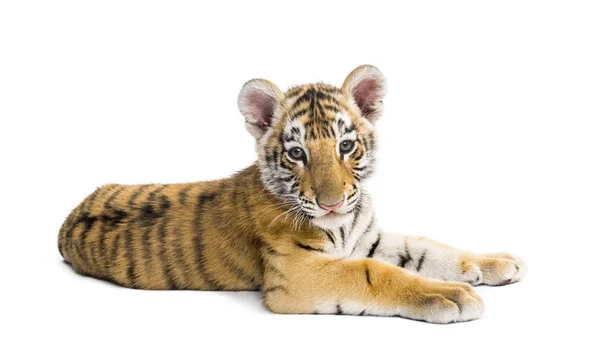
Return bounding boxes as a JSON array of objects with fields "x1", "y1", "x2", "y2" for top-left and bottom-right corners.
[{"x1": 318, "y1": 200, "x2": 344, "y2": 212}]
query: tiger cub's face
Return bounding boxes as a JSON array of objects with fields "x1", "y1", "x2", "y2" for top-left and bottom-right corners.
[{"x1": 238, "y1": 65, "x2": 387, "y2": 229}]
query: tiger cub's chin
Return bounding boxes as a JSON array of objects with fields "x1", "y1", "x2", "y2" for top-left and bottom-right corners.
[{"x1": 310, "y1": 211, "x2": 354, "y2": 230}]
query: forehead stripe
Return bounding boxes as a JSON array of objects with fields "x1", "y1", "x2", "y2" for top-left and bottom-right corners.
[
  {"x1": 321, "y1": 126, "x2": 331, "y2": 138},
  {"x1": 324, "y1": 104, "x2": 340, "y2": 113},
  {"x1": 285, "y1": 86, "x2": 304, "y2": 98},
  {"x1": 291, "y1": 88, "x2": 340, "y2": 109},
  {"x1": 289, "y1": 108, "x2": 309, "y2": 120}
]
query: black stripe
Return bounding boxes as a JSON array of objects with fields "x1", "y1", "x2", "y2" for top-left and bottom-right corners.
[
  {"x1": 362, "y1": 135, "x2": 371, "y2": 152},
  {"x1": 316, "y1": 101, "x2": 327, "y2": 120},
  {"x1": 286, "y1": 86, "x2": 304, "y2": 99},
  {"x1": 328, "y1": 123, "x2": 336, "y2": 138},
  {"x1": 364, "y1": 216, "x2": 375, "y2": 233},
  {"x1": 264, "y1": 263, "x2": 286, "y2": 280},
  {"x1": 359, "y1": 310, "x2": 366, "y2": 316},
  {"x1": 265, "y1": 149, "x2": 279, "y2": 168},
  {"x1": 292, "y1": 88, "x2": 314, "y2": 109},
  {"x1": 104, "y1": 185, "x2": 126, "y2": 208},
  {"x1": 262, "y1": 243, "x2": 288, "y2": 257},
  {"x1": 282, "y1": 133, "x2": 297, "y2": 143},
  {"x1": 82, "y1": 187, "x2": 103, "y2": 212},
  {"x1": 324, "y1": 230, "x2": 336, "y2": 246},
  {"x1": 290, "y1": 108, "x2": 309, "y2": 120},
  {"x1": 82, "y1": 186, "x2": 115, "y2": 270},
  {"x1": 158, "y1": 215, "x2": 177, "y2": 289},
  {"x1": 292, "y1": 88, "x2": 339, "y2": 110},
  {"x1": 99, "y1": 186, "x2": 127, "y2": 274},
  {"x1": 416, "y1": 250, "x2": 427, "y2": 272},
  {"x1": 124, "y1": 185, "x2": 149, "y2": 287},
  {"x1": 64, "y1": 211, "x2": 88, "y2": 241},
  {"x1": 321, "y1": 124, "x2": 331, "y2": 138},
  {"x1": 397, "y1": 241, "x2": 413, "y2": 268},
  {"x1": 263, "y1": 285, "x2": 289, "y2": 295},
  {"x1": 354, "y1": 150, "x2": 364, "y2": 161},
  {"x1": 339, "y1": 227, "x2": 346, "y2": 247},
  {"x1": 124, "y1": 225, "x2": 136, "y2": 287},
  {"x1": 178, "y1": 185, "x2": 193, "y2": 206},
  {"x1": 291, "y1": 89, "x2": 311, "y2": 108},
  {"x1": 141, "y1": 186, "x2": 168, "y2": 279},
  {"x1": 305, "y1": 124, "x2": 315, "y2": 141},
  {"x1": 349, "y1": 211, "x2": 359, "y2": 236},
  {"x1": 342, "y1": 122, "x2": 356, "y2": 134},
  {"x1": 237, "y1": 173, "x2": 253, "y2": 219},
  {"x1": 215, "y1": 242, "x2": 258, "y2": 287},
  {"x1": 367, "y1": 235, "x2": 381, "y2": 258},
  {"x1": 128, "y1": 185, "x2": 150, "y2": 207},
  {"x1": 278, "y1": 175, "x2": 294, "y2": 183},
  {"x1": 289, "y1": 180, "x2": 299, "y2": 193},
  {"x1": 76, "y1": 212, "x2": 99, "y2": 269},
  {"x1": 365, "y1": 266, "x2": 372, "y2": 286},
  {"x1": 405, "y1": 242, "x2": 412, "y2": 261},
  {"x1": 192, "y1": 192, "x2": 223, "y2": 290},
  {"x1": 97, "y1": 220, "x2": 108, "y2": 275},
  {"x1": 346, "y1": 195, "x2": 359, "y2": 208},
  {"x1": 139, "y1": 187, "x2": 169, "y2": 226},
  {"x1": 336, "y1": 305, "x2": 343, "y2": 315},
  {"x1": 324, "y1": 104, "x2": 340, "y2": 113},
  {"x1": 107, "y1": 233, "x2": 121, "y2": 269},
  {"x1": 294, "y1": 240, "x2": 324, "y2": 252},
  {"x1": 279, "y1": 157, "x2": 294, "y2": 171},
  {"x1": 315, "y1": 89, "x2": 338, "y2": 102},
  {"x1": 172, "y1": 227, "x2": 189, "y2": 288},
  {"x1": 282, "y1": 133, "x2": 299, "y2": 144}
]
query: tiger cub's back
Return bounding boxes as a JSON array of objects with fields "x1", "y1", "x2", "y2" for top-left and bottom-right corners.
[{"x1": 58, "y1": 176, "x2": 265, "y2": 290}]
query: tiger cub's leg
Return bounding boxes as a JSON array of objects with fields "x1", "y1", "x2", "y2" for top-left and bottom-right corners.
[
  {"x1": 262, "y1": 245, "x2": 484, "y2": 323},
  {"x1": 361, "y1": 233, "x2": 527, "y2": 286}
]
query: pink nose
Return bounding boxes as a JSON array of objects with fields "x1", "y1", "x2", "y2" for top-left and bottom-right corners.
[{"x1": 319, "y1": 200, "x2": 344, "y2": 212}]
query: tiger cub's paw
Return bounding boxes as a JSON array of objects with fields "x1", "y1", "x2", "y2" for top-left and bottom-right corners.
[
  {"x1": 407, "y1": 280, "x2": 485, "y2": 324},
  {"x1": 460, "y1": 252, "x2": 527, "y2": 286}
]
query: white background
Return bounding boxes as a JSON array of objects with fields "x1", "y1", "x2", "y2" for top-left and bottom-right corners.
[{"x1": 1, "y1": 1, "x2": 599, "y2": 361}]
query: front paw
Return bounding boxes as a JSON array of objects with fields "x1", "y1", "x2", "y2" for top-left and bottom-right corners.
[
  {"x1": 404, "y1": 280, "x2": 485, "y2": 324},
  {"x1": 461, "y1": 252, "x2": 527, "y2": 286}
]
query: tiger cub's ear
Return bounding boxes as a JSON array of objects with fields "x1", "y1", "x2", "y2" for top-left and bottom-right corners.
[
  {"x1": 238, "y1": 79, "x2": 284, "y2": 139},
  {"x1": 342, "y1": 65, "x2": 387, "y2": 123}
]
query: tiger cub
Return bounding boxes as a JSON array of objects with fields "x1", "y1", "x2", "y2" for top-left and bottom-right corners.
[{"x1": 58, "y1": 65, "x2": 527, "y2": 323}]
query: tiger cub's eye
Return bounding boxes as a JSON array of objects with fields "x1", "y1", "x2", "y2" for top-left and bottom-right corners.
[
  {"x1": 288, "y1": 147, "x2": 305, "y2": 161},
  {"x1": 339, "y1": 140, "x2": 355, "y2": 154}
]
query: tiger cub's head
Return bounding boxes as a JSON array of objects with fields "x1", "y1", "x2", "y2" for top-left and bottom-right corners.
[{"x1": 238, "y1": 65, "x2": 386, "y2": 229}]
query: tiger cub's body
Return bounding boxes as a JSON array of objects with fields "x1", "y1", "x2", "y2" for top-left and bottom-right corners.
[
  {"x1": 59, "y1": 65, "x2": 527, "y2": 323},
  {"x1": 59, "y1": 166, "x2": 266, "y2": 291}
]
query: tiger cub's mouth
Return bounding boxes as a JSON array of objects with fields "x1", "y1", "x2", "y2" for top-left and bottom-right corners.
[{"x1": 310, "y1": 209, "x2": 355, "y2": 230}]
